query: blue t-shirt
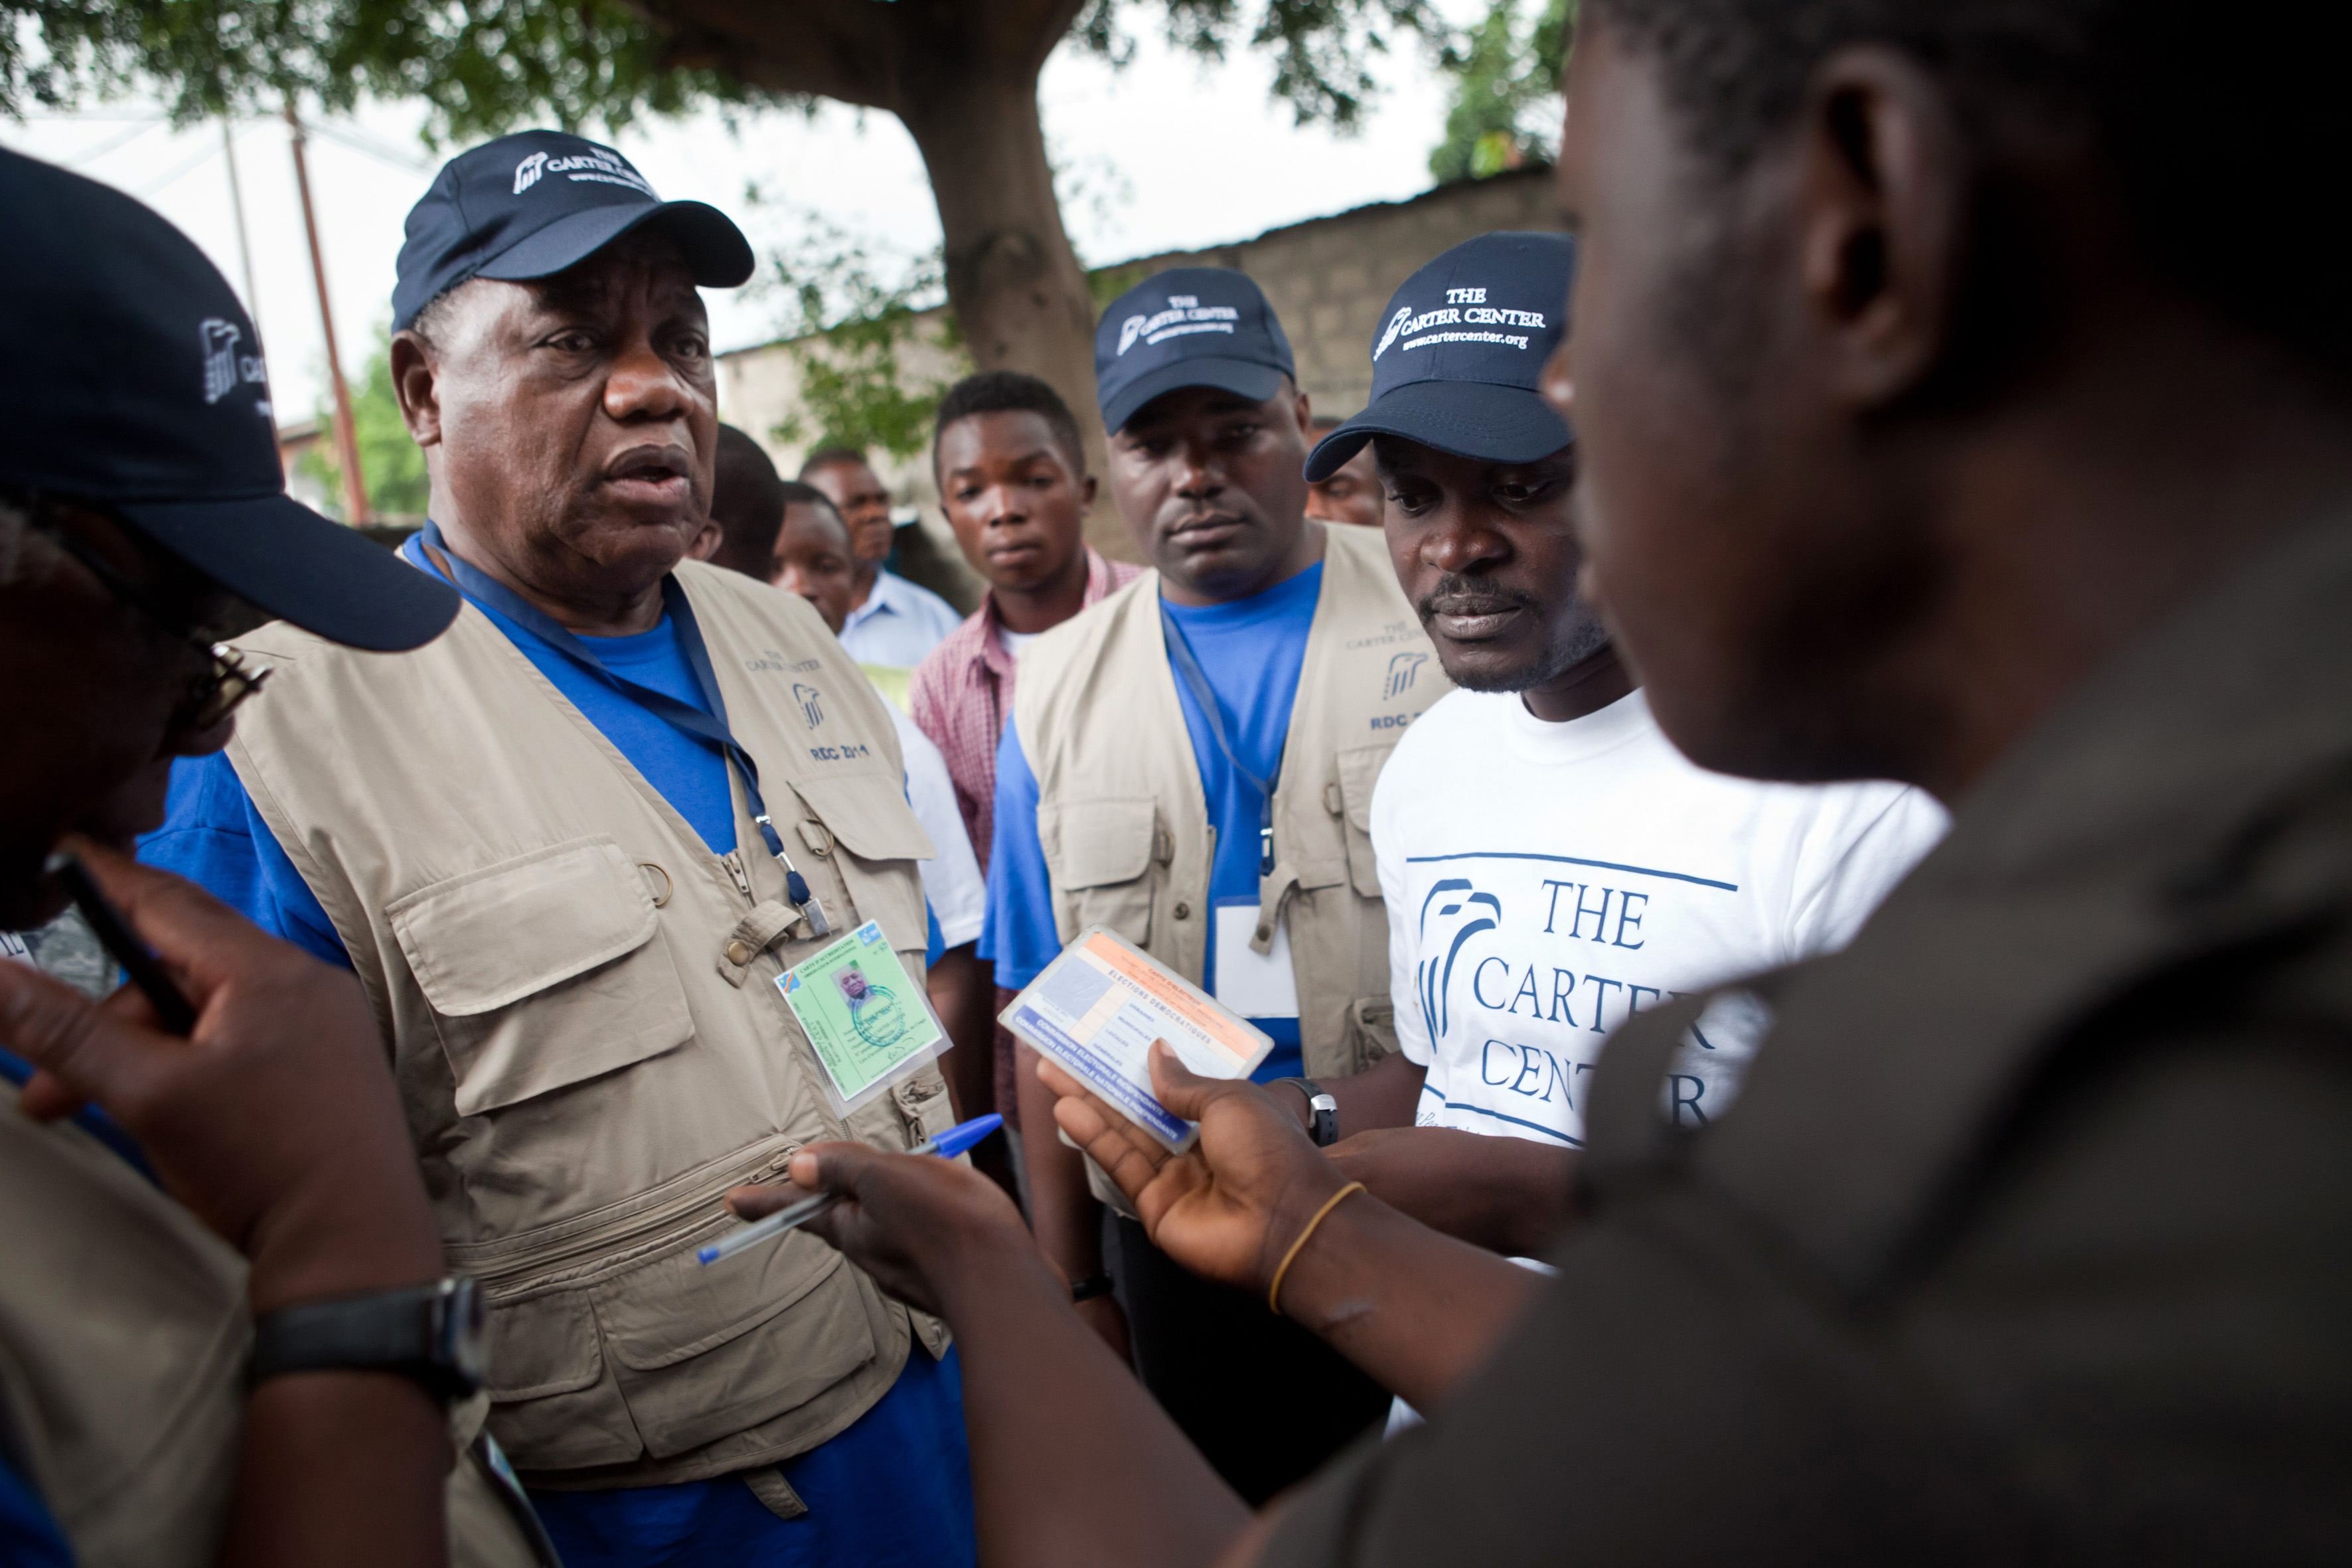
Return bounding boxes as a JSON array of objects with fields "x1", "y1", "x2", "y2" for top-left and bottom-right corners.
[
  {"x1": 137, "y1": 542, "x2": 967, "y2": 1565},
  {"x1": 981, "y1": 562, "x2": 1324, "y2": 1084}
]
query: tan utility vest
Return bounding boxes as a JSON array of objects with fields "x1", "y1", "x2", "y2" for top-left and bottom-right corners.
[
  {"x1": 223, "y1": 558, "x2": 955, "y2": 1489},
  {"x1": 1014, "y1": 521, "x2": 1450, "y2": 1078},
  {"x1": 0, "y1": 1111, "x2": 540, "y2": 1567}
]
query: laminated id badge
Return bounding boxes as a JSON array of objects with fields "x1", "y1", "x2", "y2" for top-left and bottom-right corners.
[
  {"x1": 776, "y1": 921, "x2": 947, "y2": 1114},
  {"x1": 999, "y1": 926, "x2": 1273, "y2": 1152}
]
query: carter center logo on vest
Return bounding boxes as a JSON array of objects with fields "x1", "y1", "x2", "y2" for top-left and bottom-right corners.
[
  {"x1": 1383, "y1": 651, "x2": 1427, "y2": 701},
  {"x1": 793, "y1": 683, "x2": 824, "y2": 729}
]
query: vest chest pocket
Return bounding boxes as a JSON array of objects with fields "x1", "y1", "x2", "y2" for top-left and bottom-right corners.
[
  {"x1": 1334, "y1": 745, "x2": 1393, "y2": 899},
  {"x1": 389, "y1": 836, "x2": 693, "y2": 1117},
  {"x1": 1040, "y1": 797, "x2": 1159, "y2": 949},
  {"x1": 784, "y1": 773, "x2": 933, "y2": 958}
]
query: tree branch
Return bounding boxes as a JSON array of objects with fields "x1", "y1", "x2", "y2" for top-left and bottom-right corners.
[{"x1": 653, "y1": 0, "x2": 900, "y2": 108}]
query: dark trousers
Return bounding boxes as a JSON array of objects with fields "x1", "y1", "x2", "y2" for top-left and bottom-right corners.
[{"x1": 1110, "y1": 1215, "x2": 1391, "y2": 1506}]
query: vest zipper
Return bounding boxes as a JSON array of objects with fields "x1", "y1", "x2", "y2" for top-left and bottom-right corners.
[
  {"x1": 721, "y1": 848, "x2": 755, "y2": 902},
  {"x1": 456, "y1": 1138, "x2": 801, "y2": 1296}
]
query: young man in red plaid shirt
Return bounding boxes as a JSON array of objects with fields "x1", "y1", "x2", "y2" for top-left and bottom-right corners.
[{"x1": 909, "y1": 372, "x2": 1142, "y2": 1137}]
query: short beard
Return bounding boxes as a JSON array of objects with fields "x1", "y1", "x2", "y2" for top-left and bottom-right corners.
[
  {"x1": 1419, "y1": 572, "x2": 1614, "y2": 694},
  {"x1": 1452, "y1": 616, "x2": 1613, "y2": 694}
]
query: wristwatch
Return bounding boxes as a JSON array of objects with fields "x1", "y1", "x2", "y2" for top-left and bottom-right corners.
[
  {"x1": 250, "y1": 1276, "x2": 487, "y2": 1404},
  {"x1": 1276, "y1": 1077, "x2": 1340, "y2": 1148}
]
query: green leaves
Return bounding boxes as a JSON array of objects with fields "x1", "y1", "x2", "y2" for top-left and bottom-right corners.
[
  {"x1": 758, "y1": 208, "x2": 962, "y2": 461},
  {"x1": 1427, "y1": 0, "x2": 1572, "y2": 184},
  {"x1": 1, "y1": 0, "x2": 760, "y2": 138},
  {"x1": 295, "y1": 329, "x2": 430, "y2": 519}
]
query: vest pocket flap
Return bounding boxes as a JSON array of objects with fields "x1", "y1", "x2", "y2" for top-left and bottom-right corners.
[
  {"x1": 594, "y1": 1229, "x2": 845, "y2": 1372},
  {"x1": 1042, "y1": 797, "x2": 1158, "y2": 888},
  {"x1": 483, "y1": 1290, "x2": 605, "y2": 1401},
  {"x1": 1333, "y1": 746, "x2": 1387, "y2": 832},
  {"x1": 1334, "y1": 746, "x2": 1390, "y2": 897},
  {"x1": 390, "y1": 838, "x2": 658, "y2": 1017},
  {"x1": 789, "y1": 774, "x2": 937, "y2": 865}
]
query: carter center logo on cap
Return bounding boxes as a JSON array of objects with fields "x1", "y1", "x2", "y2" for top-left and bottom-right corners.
[
  {"x1": 1115, "y1": 292, "x2": 1242, "y2": 356},
  {"x1": 199, "y1": 319, "x2": 270, "y2": 412},
  {"x1": 1377, "y1": 285, "x2": 1548, "y2": 359},
  {"x1": 512, "y1": 147, "x2": 657, "y2": 199}
]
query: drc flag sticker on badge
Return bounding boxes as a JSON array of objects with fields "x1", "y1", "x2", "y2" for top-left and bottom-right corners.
[{"x1": 777, "y1": 921, "x2": 948, "y2": 1113}]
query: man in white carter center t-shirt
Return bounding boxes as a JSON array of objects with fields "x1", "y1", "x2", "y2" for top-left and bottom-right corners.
[{"x1": 1293, "y1": 232, "x2": 1947, "y2": 1255}]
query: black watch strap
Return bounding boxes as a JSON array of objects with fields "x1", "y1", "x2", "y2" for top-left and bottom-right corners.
[
  {"x1": 250, "y1": 1277, "x2": 487, "y2": 1404},
  {"x1": 1069, "y1": 1271, "x2": 1115, "y2": 1304},
  {"x1": 1275, "y1": 1077, "x2": 1340, "y2": 1147}
]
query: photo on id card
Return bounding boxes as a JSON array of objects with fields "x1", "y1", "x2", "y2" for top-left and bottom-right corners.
[
  {"x1": 775, "y1": 920, "x2": 948, "y2": 1115},
  {"x1": 999, "y1": 925, "x2": 1273, "y2": 1152}
]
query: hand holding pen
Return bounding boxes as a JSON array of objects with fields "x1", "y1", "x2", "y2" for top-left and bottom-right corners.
[
  {"x1": 715, "y1": 1114, "x2": 1022, "y2": 1316},
  {"x1": 703, "y1": 1113, "x2": 1004, "y2": 1264}
]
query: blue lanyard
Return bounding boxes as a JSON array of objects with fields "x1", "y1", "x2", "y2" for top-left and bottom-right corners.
[
  {"x1": 1159, "y1": 599, "x2": 1283, "y2": 877},
  {"x1": 412, "y1": 522, "x2": 830, "y2": 932}
]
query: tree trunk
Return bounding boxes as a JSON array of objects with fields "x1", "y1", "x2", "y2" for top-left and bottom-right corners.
[
  {"x1": 666, "y1": 0, "x2": 1137, "y2": 560},
  {"x1": 896, "y1": 68, "x2": 1133, "y2": 563}
]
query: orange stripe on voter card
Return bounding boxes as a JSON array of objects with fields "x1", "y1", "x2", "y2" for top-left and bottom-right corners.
[{"x1": 1000, "y1": 925, "x2": 1274, "y2": 1152}]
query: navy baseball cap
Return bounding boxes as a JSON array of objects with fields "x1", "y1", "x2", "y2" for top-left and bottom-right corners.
[
  {"x1": 1304, "y1": 232, "x2": 1574, "y2": 482},
  {"x1": 1095, "y1": 268, "x2": 1296, "y2": 434},
  {"x1": 392, "y1": 131, "x2": 754, "y2": 330},
  {"x1": 0, "y1": 147, "x2": 459, "y2": 653}
]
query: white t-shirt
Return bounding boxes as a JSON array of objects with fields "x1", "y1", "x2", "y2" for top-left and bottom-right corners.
[
  {"x1": 888, "y1": 705, "x2": 986, "y2": 949},
  {"x1": 994, "y1": 625, "x2": 1042, "y2": 662},
  {"x1": 1372, "y1": 688, "x2": 1947, "y2": 1146}
]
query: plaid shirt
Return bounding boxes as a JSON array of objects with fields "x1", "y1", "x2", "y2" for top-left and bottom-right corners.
[{"x1": 908, "y1": 548, "x2": 1142, "y2": 874}]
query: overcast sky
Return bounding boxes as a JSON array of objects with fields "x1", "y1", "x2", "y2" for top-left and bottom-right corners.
[{"x1": 1, "y1": 14, "x2": 1490, "y2": 430}]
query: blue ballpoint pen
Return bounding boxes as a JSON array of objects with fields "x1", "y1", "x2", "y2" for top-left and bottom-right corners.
[{"x1": 697, "y1": 1112, "x2": 1004, "y2": 1265}]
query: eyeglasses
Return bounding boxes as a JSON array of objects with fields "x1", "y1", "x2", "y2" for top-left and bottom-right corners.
[{"x1": 23, "y1": 501, "x2": 272, "y2": 733}]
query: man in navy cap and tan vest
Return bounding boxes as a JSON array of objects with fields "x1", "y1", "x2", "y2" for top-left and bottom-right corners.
[
  {"x1": 981, "y1": 268, "x2": 1450, "y2": 1501},
  {"x1": 143, "y1": 132, "x2": 975, "y2": 1566}
]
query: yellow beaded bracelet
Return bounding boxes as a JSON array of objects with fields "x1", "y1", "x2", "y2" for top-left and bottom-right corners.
[{"x1": 1267, "y1": 1180, "x2": 1368, "y2": 1315}]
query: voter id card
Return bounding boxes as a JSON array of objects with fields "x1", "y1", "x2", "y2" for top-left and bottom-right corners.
[
  {"x1": 777, "y1": 921, "x2": 947, "y2": 1114},
  {"x1": 1000, "y1": 926, "x2": 1273, "y2": 1152}
]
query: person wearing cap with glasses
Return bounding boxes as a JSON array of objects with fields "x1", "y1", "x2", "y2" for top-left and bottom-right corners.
[
  {"x1": 1289, "y1": 232, "x2": 1944, "y2": 1284},
  {"x1": 980, "y1": 268, "x2": 1450, "y2": 1500},
  {"x1": 0, "y1": 147, "x2": 557, "y2": 1567},
  {"x1": 141, "y1": 132, "x2": 973, "y2": 1565}
]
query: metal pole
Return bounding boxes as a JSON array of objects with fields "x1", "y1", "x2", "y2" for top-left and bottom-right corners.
[
  {"x1": 283, "y1": 102, "x2": 369, "y2": 526},
  {"x1": 220, "y1": 117, "x2": 261, "y2": 322}
]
